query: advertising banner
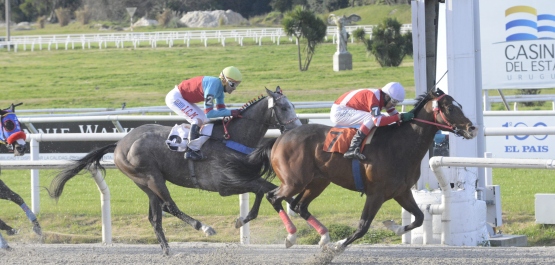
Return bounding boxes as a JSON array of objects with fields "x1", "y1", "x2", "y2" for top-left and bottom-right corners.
[
  {"x1": 479, "y1": 0, "x2": 555, "y2": 89},
  {"x1": 484, "y1": 115, "x2": 554, "y2": 158}
]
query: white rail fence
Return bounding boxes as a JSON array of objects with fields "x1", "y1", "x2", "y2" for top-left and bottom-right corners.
[
  {"x1": 420, "y1": 156, "x2": 555, "y2": 245},
  {"x1": 2, "y1": 122, "x2": 555, "y2": 245},
  {"x1": 1, "y1": 24, "x2": 412, "y2": 52}
]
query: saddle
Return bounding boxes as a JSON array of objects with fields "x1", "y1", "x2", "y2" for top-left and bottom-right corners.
[
  {"x1": 165, "y1": 123, "x2": 214, "y2": 152},
  {"x1": 323, "y1": 127, "x2": 375, "y2": 154}
]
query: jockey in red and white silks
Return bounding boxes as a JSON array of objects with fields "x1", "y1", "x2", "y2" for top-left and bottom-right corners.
[
  {"x1": 330, "y1": 82, "x2": 413, "y2": 160},
  {"x1": 165, "y1": 66, "x2": 242, "y2": 161},
  {"x1": 331, "y1": 88, "x2": 400, "y2": 134}
]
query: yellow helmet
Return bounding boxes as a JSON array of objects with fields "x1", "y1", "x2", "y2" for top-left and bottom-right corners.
[{"x1": 220, "y1": 66, "x2": 242, "y2": 83}]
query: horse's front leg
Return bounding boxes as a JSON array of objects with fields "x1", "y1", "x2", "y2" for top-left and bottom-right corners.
[
  {"x1": 0, "y1": 219, "x2": 16, "y2": 235},
  {"x1": 327, "y1": 192, "x2": 385, "y2": 254},
  {"x1": 383, "y1": 190, "x2": 424, "y2": 235}
]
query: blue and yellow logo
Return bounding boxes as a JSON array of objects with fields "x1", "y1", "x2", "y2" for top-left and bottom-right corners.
[{"x1": 505, "y1": 5, "x2": 555, "y2": 41}]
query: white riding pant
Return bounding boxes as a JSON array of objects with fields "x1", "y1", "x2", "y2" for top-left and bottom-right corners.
[{"x1": 165, "y1": 87, "x2": 209, "y2": 125}]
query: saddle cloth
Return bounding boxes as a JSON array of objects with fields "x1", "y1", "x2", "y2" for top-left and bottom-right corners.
[
  {"x1": 166, "y1": 123, "x2": 214, "y2": 152},
  {"x1": 323, "y1": 127, "x2": 376, "y2": 154}
]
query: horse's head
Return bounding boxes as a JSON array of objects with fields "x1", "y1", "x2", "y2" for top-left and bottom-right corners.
[
  {"x1": 265, "y1": 86, "x2": 302, "y2": 133},
  {"x1": 412, "y1": 88, "x2": 477, "y2": 140},
  {"x1": 1, "y1": 103, "x2": 27, "y2": 156}
]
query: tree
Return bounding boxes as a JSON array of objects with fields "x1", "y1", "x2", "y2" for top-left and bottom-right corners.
[
  {"x1": 358, "y1": 17, "x2": 412, "y2": 67},
  {"x1": 282, "y1": 6, "x2": 327, "y2": 71}
]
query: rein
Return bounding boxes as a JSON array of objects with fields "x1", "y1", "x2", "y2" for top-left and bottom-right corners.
[
  {"x1": 412, "y1": 94, "x2": 460, "y2": 134},
  {"x1": 221, "y1": 94, "x2": 299, "y2": 139}
]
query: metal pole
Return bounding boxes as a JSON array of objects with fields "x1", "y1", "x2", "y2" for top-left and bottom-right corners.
[{"x1": 5, "y1": 0, "x2": 10, "y2": 41}]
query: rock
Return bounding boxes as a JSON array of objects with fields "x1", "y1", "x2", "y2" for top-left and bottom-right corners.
[
  {"x1": 180, "y1": 10, "x2": 248, "y2": 28},
  {"x1": 133, "y1": 17, "x2": 159, "y2": 27}
]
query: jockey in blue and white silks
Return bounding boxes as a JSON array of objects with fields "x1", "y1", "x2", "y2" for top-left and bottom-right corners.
[{"x1": 165, "y1": 66, "x2": 242, "y2": 161}]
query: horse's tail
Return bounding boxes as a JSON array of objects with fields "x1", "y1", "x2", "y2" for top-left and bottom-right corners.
[
  {"x1": 48, "y1": 143, "x2": 117, "y2": 200},
  {"x1": 220, "y1": 138, "x2": 277, "y2": 186}
]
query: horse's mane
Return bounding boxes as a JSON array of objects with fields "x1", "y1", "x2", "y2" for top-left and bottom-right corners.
[
  {"x1": 238, "y1": 95, "x2": 267, "y2": 113},
  {"x1": 411, "y1": 91, "x2": 431, "y2": 115},
  {"x1": 379, "y1": 91, "x2": 430, "y2": 130}
]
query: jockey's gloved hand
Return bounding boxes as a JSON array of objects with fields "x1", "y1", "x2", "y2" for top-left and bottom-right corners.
[
  {"x1": 230, "y1": 109, "x2": 242, "y2": 118},
  {"x1": 400, "y1": 112, "x2": 414, "y2": 122}
]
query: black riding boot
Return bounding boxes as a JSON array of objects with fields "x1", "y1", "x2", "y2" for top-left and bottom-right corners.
[
  {"x1": 344, "y1": 130, "x2": 367, "y2": 160},
  {"x1": 184, "y1": 124, "x2": 204, "y2": 161}
]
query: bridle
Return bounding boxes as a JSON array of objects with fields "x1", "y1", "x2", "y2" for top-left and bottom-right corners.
[
  {"x1": 269, "y1": 94, "x2": 299, "y2": 134},
  {"x1": 221, "y1": 94, "x2": 298, "y2": 139},
  {"x1": 412, "y1": 94, "x2": 464, "y2": 136}
]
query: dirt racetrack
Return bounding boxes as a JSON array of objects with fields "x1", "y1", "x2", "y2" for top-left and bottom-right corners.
[{"x1": 1, "y1": 242, "x2": 554, "y2": 264}]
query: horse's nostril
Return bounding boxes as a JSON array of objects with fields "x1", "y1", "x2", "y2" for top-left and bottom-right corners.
[{"x1": 469, "y1": 126, "x2": 477, "y2": 131}]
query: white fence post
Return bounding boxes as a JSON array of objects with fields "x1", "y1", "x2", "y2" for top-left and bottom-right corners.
[
  {"x1": 239, "y1": 193, "x2": 250, "y2": 244},
  {"x1": 30, "y1": 138, "x2": 40, "y2": 214}
]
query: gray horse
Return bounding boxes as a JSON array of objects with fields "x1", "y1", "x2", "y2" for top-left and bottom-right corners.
[{"x1": 48, "y1": 87, "x2": 302, "y2": 255}]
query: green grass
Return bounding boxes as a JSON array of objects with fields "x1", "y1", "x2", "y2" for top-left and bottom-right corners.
[
  {"x1": 0, "y1": 42, "x2": 416, "y2": 110},
  {"x1": 1, "y1": 4, "x2": 555, "y2": 246},
  {"x1": 1, "y1": 167, "x2": 554, "y2": 246}
]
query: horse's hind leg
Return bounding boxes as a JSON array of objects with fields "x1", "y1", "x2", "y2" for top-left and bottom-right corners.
[
  {"x1": 145, "y1": 193, "x2": 170, "y2": 255},
  {"x1": 384, "y1": 190, "x2": 424, "y2": 236},
  {"x1": 0, "y1": 180, "x2": 41, "y2": 236},
  {"x1": 235, "y1": 191, "x2": 264, "y2": 229},
  {"x1": 138, "y1": 178, "x2": 216, "y2": 236}
]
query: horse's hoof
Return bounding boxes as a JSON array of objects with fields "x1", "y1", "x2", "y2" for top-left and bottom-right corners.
[
  {"x1": 201, "y1": 225, "x2": 216, "y2": 236},
  {"x1": 318, "y1": 232, "x2": 330, "y2": 247},
  {"x1": 322, "y1": 240, "x2": 346, "y2": 255},
  {"x1": 235, "y1": 217, "x2": 244, "y2": 229},
  {"x1": 32, "y1": 221, "x2": 42, "y2": 236},
  {"x1": 6, "y1": 229, "x2": 18, "y2": 236},
  {"x1": 382, "y1": 220, "x2": 405, "y2": 236},
  {"x1": 1, "y1": 245, "x2": 13, "y2": 251},
  {"x1": 285, "y1": 233, "x2": 297, "y2": 248}
]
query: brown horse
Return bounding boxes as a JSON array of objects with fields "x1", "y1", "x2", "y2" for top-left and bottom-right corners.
[{"x1": 222, "y1": 88, "x2": 477, "y2": 254}]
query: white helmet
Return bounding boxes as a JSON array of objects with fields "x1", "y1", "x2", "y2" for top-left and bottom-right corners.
[{"x1": 382, "y1": 82, "x2": 405, "y2": 103}]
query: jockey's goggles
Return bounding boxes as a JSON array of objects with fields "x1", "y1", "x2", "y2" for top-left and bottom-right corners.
[{"x1": 222, "y1": 73, "x2": 240, "y2": 89}]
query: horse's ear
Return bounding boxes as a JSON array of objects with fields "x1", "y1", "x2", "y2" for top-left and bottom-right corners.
[
  {"x1": 432, "y1": 87, "x2": 445, "y2": 97},
  {"x1": 275, "y1": 86, "x2": 282, "y2": 94}
]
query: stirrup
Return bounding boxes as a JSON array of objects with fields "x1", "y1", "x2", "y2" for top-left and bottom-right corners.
[{"x1": 185, "y1": 149, "x2": 204, "y2": 161}]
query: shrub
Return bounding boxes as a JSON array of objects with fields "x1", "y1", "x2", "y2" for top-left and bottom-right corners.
[
  {"x1": 75, "y1": 6, "x2": 92, "y2": 25},
  {"x1": 364, "y1": 17, "x2": 412, "y2": 67},
  {"x1": 157, "y1": 9, "x2": 173, "y2": 28},
  {"x1": 517, "y1": 89, "x2": 545, "y2": 107},
  {"x1": 37, "y1": 16, "x2": 46, "y2": 29},
  {"x1": 55, "y1": 8, "x2": 71, "y2": 27},
  {"x1": 352, "y1": 27, "x2": 366, "y2": 42}
]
